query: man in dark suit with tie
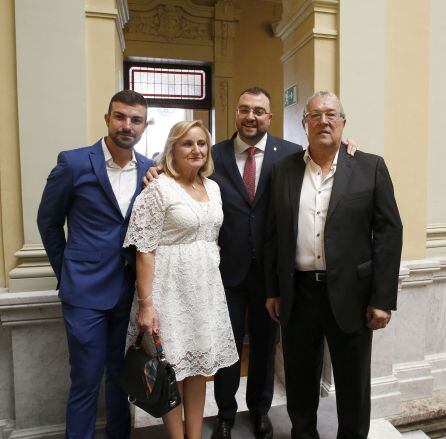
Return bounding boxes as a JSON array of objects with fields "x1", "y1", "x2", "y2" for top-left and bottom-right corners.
[
  {"x1": 210, "y1": 87, "x2": 303, "y2": 439},
  {"x1": 264, "y1": 91, "x2": 403, "y2": 439},
  {"x1": 37, "y1": 90, "x2": 153, "y2": 439}
]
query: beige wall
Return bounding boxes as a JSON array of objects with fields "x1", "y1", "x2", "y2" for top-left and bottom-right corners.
[
  {"x1": 0, "y1": 0, "x2": 23, "y2": 288},
  {"x1": 339, "y1": 0, "x2": 429, "y2": 260},
  {"x1": 427, "y1": 0, "x2": 446, "y2": 256},
  {"x1": 384, "y1": 0, "x2": 429, "y2": 260},
  {"x1": 281, "y1": 0, "x2": 430, "y2": 260},
  {"x1": 232, "y1": 0, "x2": 284, "y2": 138},
  {"x1": 339, "y1": 0, "x2": 386, "y2": 156},
  {"x1": 86, "y1": 0, "x2": 125, "y2": 143},
  {"x1": 279, "y1": 1, "x2": 338, "y2": 145},
  {"x1": 15, "y1": 0, "x2": 87, "y2": 249}
]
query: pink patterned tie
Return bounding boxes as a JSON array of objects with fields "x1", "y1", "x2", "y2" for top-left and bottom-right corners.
[{"x1": 243, "y1": 146, "x2": 257, "y2": 202}]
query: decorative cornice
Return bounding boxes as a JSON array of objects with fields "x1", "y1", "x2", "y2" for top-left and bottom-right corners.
[
  {"x1": 214, "y1": 0, "x2": 241, "y2": 22},
  {"x1": 280, "y1": 28, "x2": 337, "y2": 64},
  {"x1": 14, "y1": 243, "x2": 47, "y2": 259},
  {"x1": 131, "y1": 0, "x2": 215, "y2": 18},
  {"x1": 427, "y1": 223, "x2": 446, "y2": 249},
  {"x1": 400, "y1": 259, "x2": 442, "y2": 289},
  {"x1": 274, "y1": 0, "x2": 338, "y2": 40},
  {"x1": 125, "y1": 3, "x2": 213, "y2": 44},
  {"x1": 8, "y1": 244, "x2": 56, "y2": 293},
  {"x1": 0, "y1": 290, "x2": 61, "y2": 327},
  {"x1": 85, "y1": 6, "x2": 118, "y2": 20},
  {"x1": 85, "y1": 1, "x2": 129, "y2": 51},
  {"x1": 274, "y1": 0, "x2": 338, "y2": 63}
]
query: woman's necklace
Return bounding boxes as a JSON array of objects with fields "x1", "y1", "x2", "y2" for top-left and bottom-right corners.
[{"x1": 180, "y1": 178, "x2": 202, "y2": 191}]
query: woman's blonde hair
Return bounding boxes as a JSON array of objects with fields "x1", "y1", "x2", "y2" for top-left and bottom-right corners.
[{"x1": 158, "y1": 120, "x2": 214, "y2": 178}]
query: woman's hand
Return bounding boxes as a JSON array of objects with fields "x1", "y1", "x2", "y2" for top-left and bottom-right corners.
[{"x1": 138, "y1": 300, "x2": 158, "y2": 335}]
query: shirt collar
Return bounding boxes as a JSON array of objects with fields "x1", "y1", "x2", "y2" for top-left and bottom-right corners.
[
  {"x1": 234, "y1": 132, "x2": 268, "y2": 154},
  {"x1": 101, "y1": 138, "x2": 137, "y2": 167},
  {"x1": 303, "y1": 146, "x2": 339, "y2": 170}
]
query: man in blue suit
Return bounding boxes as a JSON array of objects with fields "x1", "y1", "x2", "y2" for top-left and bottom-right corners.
[
  {"x1": 210, "y1": 87, "x2": 303, "y2": 439},
  {"x1": 37, "y1": 90, "x2": 153, "y2": 439}
]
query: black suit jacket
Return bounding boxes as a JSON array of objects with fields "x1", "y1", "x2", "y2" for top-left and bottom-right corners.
[
  {"x1": 211, "y1": 133, "x2": 302, "y2": 293},
  {"x1": 264, "y1": 147, "x2": 403, "y2": 333}
]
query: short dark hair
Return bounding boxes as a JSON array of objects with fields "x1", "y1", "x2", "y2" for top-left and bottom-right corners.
[
  {"x1": 239, "y1": 86, "x2": 271, "y2": 105},
  {"x1": 107, "y1": 90, "x2": 147, "y2": 115}
]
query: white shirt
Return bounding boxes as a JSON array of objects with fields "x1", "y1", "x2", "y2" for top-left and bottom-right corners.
[
  {"x1": 295, "y1": 148, "x2": 339, "y2": 271},
  {"x1": 234, "y1": 133, "x2": 267, "y2": 190},
  {"x1": 101, "y1": 138, "x2": 138, "y2": 217}
]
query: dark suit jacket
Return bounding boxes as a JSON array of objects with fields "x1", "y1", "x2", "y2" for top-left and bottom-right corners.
[
  {"x1": 264, "y1": 147, "x2": 403, "y2": 333},
  {"x1": 211, "y1": 133, "x2": 302, "y2": 292},
  {"x1": 37, "y1": 140, "x2": 153, "y2": 310}
]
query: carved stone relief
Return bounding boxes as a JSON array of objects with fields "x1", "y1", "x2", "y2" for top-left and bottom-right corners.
[
  {"x1": 220, "y1": 21, "x2": 228, "y2": 56},
  {"x1": 125, "y1": 5, "x2": 212, "y2": 42}
]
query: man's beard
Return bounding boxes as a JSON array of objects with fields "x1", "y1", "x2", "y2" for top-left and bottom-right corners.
[{"x1": 110, "y1": 131, "x2": 138, "y2": 149}]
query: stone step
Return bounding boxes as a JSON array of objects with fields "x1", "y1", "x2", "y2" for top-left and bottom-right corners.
[
  {"x1": 369, "y1": 419, "x2": 404, "y2": 439},
  {"x1": 402, "y1": 431, "x2": 430, "y2": 438}
]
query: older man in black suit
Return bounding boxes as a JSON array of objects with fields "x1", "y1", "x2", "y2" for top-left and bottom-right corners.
[{"x1": 264, "y1": 91, "x2": 402, "y2": 439}]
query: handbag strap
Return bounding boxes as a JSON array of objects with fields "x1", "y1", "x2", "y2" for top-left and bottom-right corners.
[
  {"x1": 152, "y1": 331, "x2": 166, "y2": 361},
  {"x1": 135, "y1": 330, "x2": 166, "y2": 362}
]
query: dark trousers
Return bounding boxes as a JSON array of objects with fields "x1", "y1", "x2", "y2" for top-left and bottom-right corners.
[
  {"x1": 282, "y1": 273, "x2": 372, "y2": 439},
  {"x1": 214, "y1": 262, "x2": 278, "y2": 420},
  {"x1": 62, "y1": 297, "x2": 132, "y2": 439}
]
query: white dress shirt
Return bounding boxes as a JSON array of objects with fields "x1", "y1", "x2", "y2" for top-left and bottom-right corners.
[
  {"x1": 101, "y1": 139, "x2": 138, "y2": 217},
  {"x1": 295, "y1": 148, "x2": 339, "y2": 271},
  {"x1": 234, "y1": 133, "x2": 267, "y2": 190}
]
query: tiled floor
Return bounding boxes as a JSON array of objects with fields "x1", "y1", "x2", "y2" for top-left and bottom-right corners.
[
  {"x1": 132, "y1": 396, "x2": 341, "y2": 439},
  {"x1": 132, "y1": 378, "x2": 340, "y2": 439},
  {"x1": 133, "y1": 375, "x2": 288, "y2": 428}
]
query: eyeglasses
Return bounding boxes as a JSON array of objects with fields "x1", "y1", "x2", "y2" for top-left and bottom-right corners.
[
  {"x1": 236, "y1": 106, "x2": 270, "y2": 117},
  {"x1": 304, "y1": 111, "x2": 344, "y2": 123}
]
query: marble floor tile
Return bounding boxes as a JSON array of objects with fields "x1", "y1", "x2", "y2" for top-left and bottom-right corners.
[{"x1": 134, "y1": 375, "x2": 288, "y2": 428}]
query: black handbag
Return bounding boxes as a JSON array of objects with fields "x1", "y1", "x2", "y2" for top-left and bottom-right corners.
[{"x1": 119, "y1": 331, "x2": 181, "y2": 418}]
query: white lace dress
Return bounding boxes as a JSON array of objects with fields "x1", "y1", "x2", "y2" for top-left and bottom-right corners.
[{"x1": 123, "y1": 174, "x2": 238, "y2": 381}]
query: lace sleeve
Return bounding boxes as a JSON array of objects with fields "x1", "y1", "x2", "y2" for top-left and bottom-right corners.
[{"x1": 123, "y1": 180, "x2": 166, "y2": 253}]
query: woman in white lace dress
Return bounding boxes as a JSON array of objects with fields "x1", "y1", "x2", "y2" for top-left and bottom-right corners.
[{"x1": 123, "y1": 120, "x2": 238, "y2": 439}]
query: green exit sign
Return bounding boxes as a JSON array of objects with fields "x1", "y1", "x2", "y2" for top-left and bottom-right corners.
[{"x1": 284, "y1": 84, "x2": 297, "y2": 108}]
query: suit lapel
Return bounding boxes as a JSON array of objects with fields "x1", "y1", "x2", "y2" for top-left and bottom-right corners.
[
  {"x1": 326, "y1": 146, "x2": 354, "y2": 223},
  {"x1": 220, "y1": 139, "x2": 252, "y2": 205},
  {"x1": 89, "y1": 141, "x2": 123, "y2": 218},
  {"x1": 125, "y1": 153, "x2": 148, "y2": 220},
  {"x1": 288, "y1": 152, "x2": 306, "y2": 241}
]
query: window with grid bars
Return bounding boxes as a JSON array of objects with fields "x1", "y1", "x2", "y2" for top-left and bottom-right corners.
[{"x1": 124, "y1": 62, "x2": 211, "y2": 110}]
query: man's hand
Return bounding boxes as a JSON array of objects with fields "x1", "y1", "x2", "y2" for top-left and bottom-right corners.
[
  {"x1": 366, "y1": 306, "x2": 391, "y2": 330},
  {"x1": 143, "y1": 165, "x2": 163, "y2": 187},
  {"x1": 266, "y1": 297, "x2": 281, "y2": 323},
  {"x1": 343, "y1": 138, "x2": 359, "y2": 157}
]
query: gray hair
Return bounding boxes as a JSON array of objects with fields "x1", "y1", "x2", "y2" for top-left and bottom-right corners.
[{"x1": 303, "y1": 91, "x2": 346, "y2": 119}]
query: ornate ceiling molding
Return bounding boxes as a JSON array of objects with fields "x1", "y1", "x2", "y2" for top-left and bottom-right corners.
[
  {"x1": 274, "y1": 0, "x2": 338, "y2": 40},
  {"x1": 275, "y1": 0, "x2": 338, "y2": 63},
  {"x1": 125, "y1": 0, "x2": 214, "y2": 44},
  {"x1": 85, "y1": 1, "x2": 129, "y2": 51}
]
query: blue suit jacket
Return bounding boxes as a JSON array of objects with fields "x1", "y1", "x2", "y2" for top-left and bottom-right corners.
[
  {"x1": 211, "y1": 133, "x2": 302, "y2": 293},
  {"x1": 37, "y1": 140, "x2": 153, "y2": 310}
]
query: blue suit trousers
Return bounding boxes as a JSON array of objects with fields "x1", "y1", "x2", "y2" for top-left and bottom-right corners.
[{"x1": 62, "y1": 297, "x2": 132, "y2": 439}]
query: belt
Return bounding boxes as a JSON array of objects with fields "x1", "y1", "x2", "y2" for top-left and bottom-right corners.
[{"x1": 295, "y1": 270, "x2": 327, "y2": 283}]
